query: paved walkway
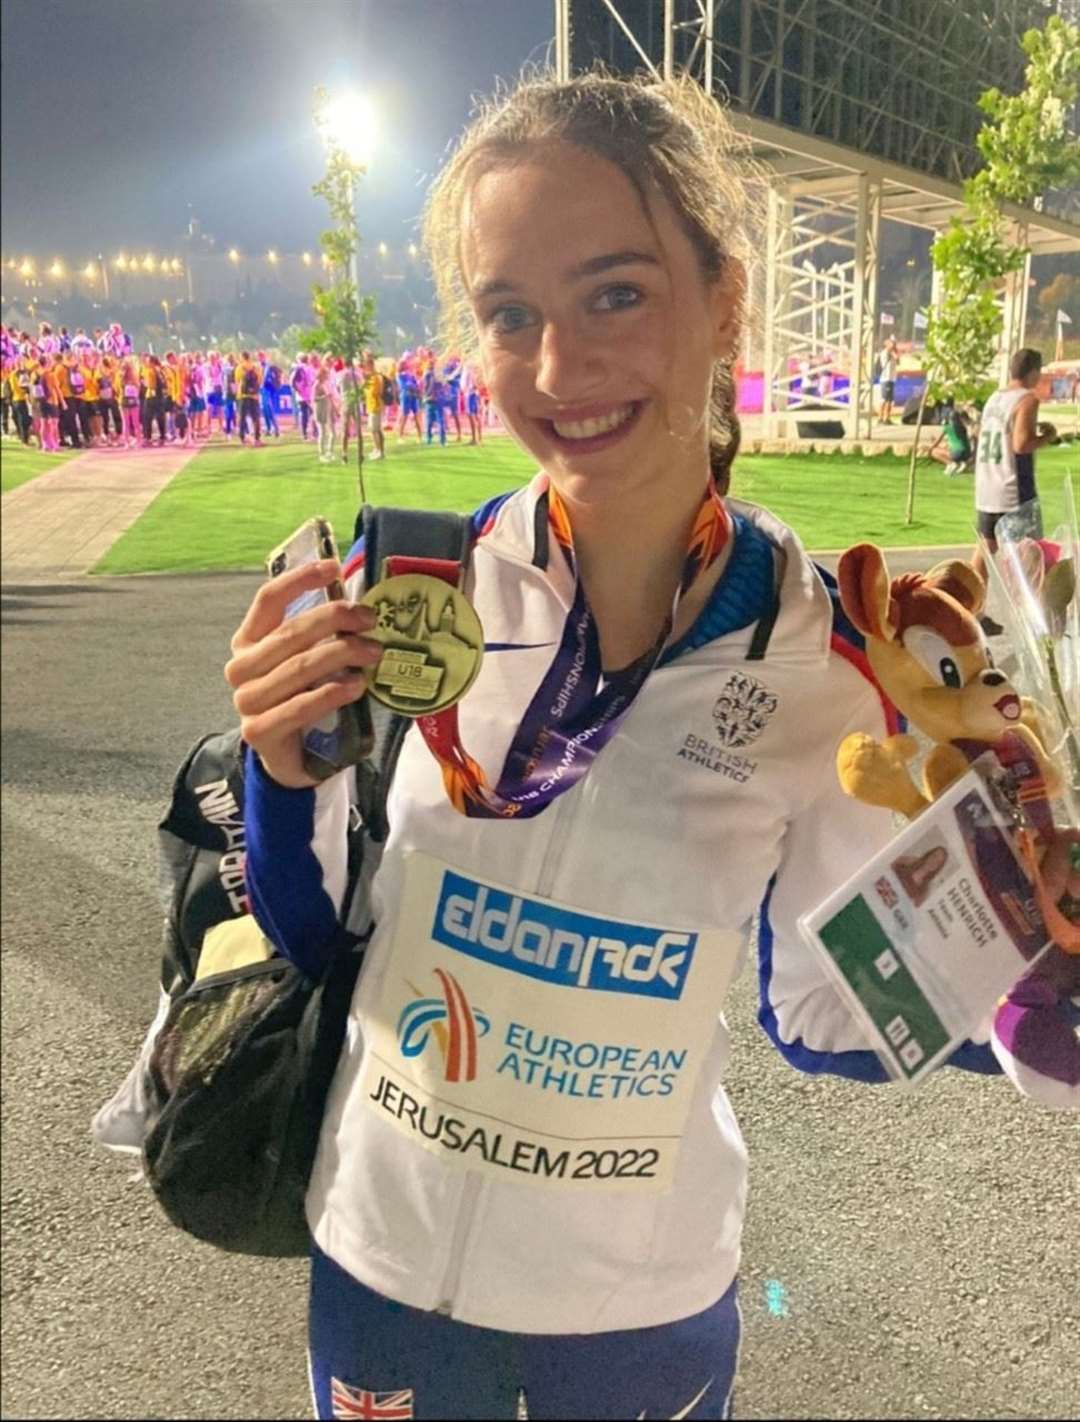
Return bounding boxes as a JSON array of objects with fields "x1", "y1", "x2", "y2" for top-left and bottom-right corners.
[{"x1": 1, "y1": 445, "x2": 198, "y2": 582}]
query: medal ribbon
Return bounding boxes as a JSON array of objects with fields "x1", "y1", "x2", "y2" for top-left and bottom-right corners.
[{"x1": 406, "y1": 479, "x2": 732, "y2": 820}]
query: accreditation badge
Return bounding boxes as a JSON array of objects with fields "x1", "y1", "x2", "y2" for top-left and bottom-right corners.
[
  {"x1": 359, "y1": 853, "x2": 741, "y2": 1192},
  {"x1": 359, "y1": 574, "x2": 484, "y2": 715}
]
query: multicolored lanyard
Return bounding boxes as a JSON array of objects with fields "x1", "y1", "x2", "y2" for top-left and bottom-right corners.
[{"x1": 409, "y1": 479, "x2": 732, "y2": 820}]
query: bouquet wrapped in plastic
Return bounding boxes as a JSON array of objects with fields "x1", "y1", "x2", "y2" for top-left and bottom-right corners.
[
  {"x1": 798, "y1": 502, "x2": 1078, "y2": 1102},
  {"x1": 984, "y1": 479, "x2": 1080, "y2": 830}
]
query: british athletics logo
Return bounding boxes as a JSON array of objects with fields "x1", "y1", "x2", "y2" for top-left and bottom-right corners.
[
  {"x1": 397, "y1": 968, "x2": 491, "y2": 1083},
  {"x1": 431, "y1": 871, "x2": 696, "y2": 1000},
  {"x1": 330, "y1": 1379, "x2": 414, "y2": 1419}
]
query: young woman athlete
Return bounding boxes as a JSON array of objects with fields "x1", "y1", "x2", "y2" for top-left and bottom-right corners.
[{"x1": 224, "y1": 73, "x2": 1043, "y2": 1420}]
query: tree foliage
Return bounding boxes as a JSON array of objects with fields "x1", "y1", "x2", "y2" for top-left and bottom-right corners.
[
  {"x1": 924, "y1": 15, "x2": 1080, "y2": 408},
  {"x1": 906, "y1": 16, "x2": 1080, "y2": 522},
  {"x1": 974, "y1": 17, "x2": 1080, "y2": 206}
]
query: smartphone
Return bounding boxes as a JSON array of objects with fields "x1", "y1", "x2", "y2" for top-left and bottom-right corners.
[{"x1": 266, "y1": 517, "x2": 375, "y2": 780}]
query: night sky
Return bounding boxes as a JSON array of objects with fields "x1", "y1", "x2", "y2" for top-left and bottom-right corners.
[{"x1": 0, "y1": 0, "x2": 553, "y2": 258}]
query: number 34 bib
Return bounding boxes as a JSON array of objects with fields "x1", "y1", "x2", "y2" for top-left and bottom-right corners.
[{"x1": 360, "y1": 853, "x2": 740, "y2": 1193}]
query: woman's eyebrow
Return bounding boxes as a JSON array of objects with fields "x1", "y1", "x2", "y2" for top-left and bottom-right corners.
[
  {"x1": 472, "y1": 250, "x2": 660, "y2": 303},
  {"x1": 569, "y1": 250, "x2": 660, "y2": 279}
]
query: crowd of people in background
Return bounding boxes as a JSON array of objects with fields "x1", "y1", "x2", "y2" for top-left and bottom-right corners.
[{"x1": 0, "y1": 320, "x2": 494, "y2": 461}]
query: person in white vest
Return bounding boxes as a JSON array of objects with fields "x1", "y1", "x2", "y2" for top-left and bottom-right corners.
[
  {"x1": 973, "y1": 347, "x2": 1058, "y2": 634},
  {"x1": 223, "y1": 71, "x2": 1030, "y2": 1420}
]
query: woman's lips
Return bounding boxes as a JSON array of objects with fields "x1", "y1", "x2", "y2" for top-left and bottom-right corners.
[{"x1": 540, "y1": 400, "x2": 645, "y2": 455}]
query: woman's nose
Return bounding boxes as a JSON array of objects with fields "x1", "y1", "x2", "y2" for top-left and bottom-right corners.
[{"x1": 535, "y1": 321, "x2": 603, "y2": 400}]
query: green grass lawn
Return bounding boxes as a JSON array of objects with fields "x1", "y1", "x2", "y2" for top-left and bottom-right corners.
[
  {"x1": 0, "y1": 441, "x2": 78, "y2": 494},
  {"x1": 1042, "y1": 403, "x2": 1079, "y2": 427},
  {"x1": 94, "y1": 434, "x2": 1080, "y2": 574},
  {"x1": 96, "y1": 438, "x2": 534, "y2": 574}
]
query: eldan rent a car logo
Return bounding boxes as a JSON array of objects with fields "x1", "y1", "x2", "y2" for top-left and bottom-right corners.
[{"x1": 431, "y1": 871, "x2": 696, "y2": 999}]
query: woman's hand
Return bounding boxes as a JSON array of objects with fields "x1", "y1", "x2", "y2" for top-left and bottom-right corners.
[{"x1": 225, "y1": 559, "x2": 382, "y2": 789}]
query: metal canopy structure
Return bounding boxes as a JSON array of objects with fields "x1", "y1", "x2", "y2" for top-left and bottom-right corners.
[{"x1": 554, "y1": 0, "x2": 1080, "y2": 438}]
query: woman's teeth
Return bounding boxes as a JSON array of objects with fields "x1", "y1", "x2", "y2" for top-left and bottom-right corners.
[{"x1": 551, "y1": 404, "x2": 634, "y2": 440}]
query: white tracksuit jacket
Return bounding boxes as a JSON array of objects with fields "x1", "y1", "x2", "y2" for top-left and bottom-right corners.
[{"x1": 245, "y1": 478, "x2": 999, "y2": 1336}]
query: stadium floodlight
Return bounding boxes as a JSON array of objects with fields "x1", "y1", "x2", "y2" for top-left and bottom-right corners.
[
  {"x1": 83, "y1": 262, "x2": 97, "y2": 279},
  {"x1": 20, "y1": 260, "x2": 34, "y2": 277},
  {"x1": 49, "y1": 260, "x2": 64, "y2": 278},
  {"x1": 267, "y1": 249, "x2": 279, "y2": 264},
  {"x1": 302, "y1": 251, "x2": 312, "y2": 265},
  {"x1": 321, "y1": 90, "x2": 375, "y2": 165},
  {"x1": 377, "y1": 242, "x2": 388, "y2": 257},
  {"x1": 115, "y1": 254, "x2": 128, "y2": 270},
  {"x1": 228, "y1": 248, "x2": 240, "y2": 264},
  {"x1": 143, "y1": 253, "x2": 156, "y2": 271},
  {"x1": 407, "y1": 243, "x2": 418, "y2": 258}
]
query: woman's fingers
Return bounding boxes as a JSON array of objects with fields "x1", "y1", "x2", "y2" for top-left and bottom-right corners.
[
  {"x1": 225, "y1": 597, "x2": 376, "y2": 689},
  {"x1": 230, "y1": 559, "x2": 342, "y2": 653},
  {"x1": 233, "y1": 633, "x2": 380, "y2": 718},
  {"x1": 239, "y1": 673, "x2": 369, "y2": 751}
]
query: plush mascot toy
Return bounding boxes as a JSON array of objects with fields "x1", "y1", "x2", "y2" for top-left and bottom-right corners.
[{"x1": 834, "y1": 543, "x2": 1079, "y2": 1108}]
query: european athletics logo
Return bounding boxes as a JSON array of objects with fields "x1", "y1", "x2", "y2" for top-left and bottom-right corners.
[
  {"x1": 431, "y1": 871, "x2": 696, "y2": 1000},
  {"x1": 397, "y1": 968, "x2": 491, "y2": 1083}
]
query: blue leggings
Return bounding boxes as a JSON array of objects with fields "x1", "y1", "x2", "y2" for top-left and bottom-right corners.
[
  {"x1": 308, "y1": 1244, "x2": 739, "y2": 1420},
  {"x1": 261, "y1": 393, "x2": 279, "y2": 434},
  {"x1": 425, "y1": 402, "x2": 446, "y2": 444},
  {"x1": 224, "y1": 397, "x2": 236, "y2": 435}
]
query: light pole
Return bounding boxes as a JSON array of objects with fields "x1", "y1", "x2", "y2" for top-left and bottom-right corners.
[{"x1": 320, "y1": 90, "x2": 376, "y2": 290}]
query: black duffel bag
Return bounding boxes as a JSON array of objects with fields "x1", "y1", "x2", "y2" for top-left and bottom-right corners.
[
  {"x1": 95, "y1": 506, "x2": 471, "y2": 1258},
  {"x1": 143, "y1": 914, "x2": 365, "y2": 1257}
]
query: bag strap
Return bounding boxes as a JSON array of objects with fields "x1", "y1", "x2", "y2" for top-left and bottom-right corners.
[
  {"x1": 350, "y1": 504, "x2": 474, "y2": 845},
  {"x1": 355, "y1": 503, "x2": 473, "y2": 580}
]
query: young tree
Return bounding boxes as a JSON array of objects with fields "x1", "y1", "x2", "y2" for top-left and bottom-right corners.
[
  {"x1": 308, "y1": 85, "x2": 379, "y2": 497},
  {"x1": 906, "y1": 15, "x2": 1080, "y2": 524}
]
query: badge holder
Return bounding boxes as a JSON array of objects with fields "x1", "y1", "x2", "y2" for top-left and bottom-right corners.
[{"x1": 799, "y1": 751, "x2": 1056, "y2": 1087}]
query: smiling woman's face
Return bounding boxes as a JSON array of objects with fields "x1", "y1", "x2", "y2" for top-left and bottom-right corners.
[{"x1": 461, "y1": 141, "x2": 737, "y2": 509}]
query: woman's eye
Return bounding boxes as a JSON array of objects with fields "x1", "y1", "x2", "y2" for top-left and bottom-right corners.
[
  {"x1": 488, "y1": 306, "x2": 533, "y2": 335},
  {"x1": 591, "y1": 284, "x2": 643, "y2": 313}
]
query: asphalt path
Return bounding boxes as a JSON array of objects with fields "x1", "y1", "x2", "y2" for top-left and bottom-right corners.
[{"x1": 1, "y1": 568, "x2": 1076, "y2": 1421}]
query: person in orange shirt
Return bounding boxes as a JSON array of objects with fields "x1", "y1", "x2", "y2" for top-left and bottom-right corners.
[
  {"x1": 80, "y1": 353, "x2": 103, "y2": 447},
  {"x1": 142, "y1": 355, "x2": 168, "y2": 446},
  {"x1": 164, "y1": 353, "x2": 192, "y2": 446},
  {"x1": 97, "y1": 354, "x2": 123, "y2": 446},
  {"x1": 7, "y1": 356, "x2": 34, "y2": 445},
  {"x1": 35, "y1": 355, "x2": 62, "y2": 451},
  {"x1": 54, "y1": 355, "x2": 82, "y2": 448},
  {"x1": 120, "y1": 359, "x2": 142, "y2": 448}
]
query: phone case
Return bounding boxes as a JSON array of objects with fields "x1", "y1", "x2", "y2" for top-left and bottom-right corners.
[{"x1": 267, "y1": 517, "x2": 375, "y2": 779}]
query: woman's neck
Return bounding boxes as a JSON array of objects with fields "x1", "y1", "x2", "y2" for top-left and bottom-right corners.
[{"x1": 556, "y1": 473, "x2": 731, "y2": 671}]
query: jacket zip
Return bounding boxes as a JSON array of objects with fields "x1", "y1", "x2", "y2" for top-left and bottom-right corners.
[
  {"x1": 435, "y1": 505, "x2": 617, "y2": 1314},
  {"x1": 435, "y1": 791, "x2": 576, "y2": 1314}
]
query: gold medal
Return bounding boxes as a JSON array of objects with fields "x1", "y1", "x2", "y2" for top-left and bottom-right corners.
[{"x1": 359, "y1": 573, "x2": 484, "y2": 715}]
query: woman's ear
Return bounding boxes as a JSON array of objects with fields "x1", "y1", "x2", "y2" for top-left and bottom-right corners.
[{"x1": 709, "y1": 257, "x2": 746, "y2": 363}]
